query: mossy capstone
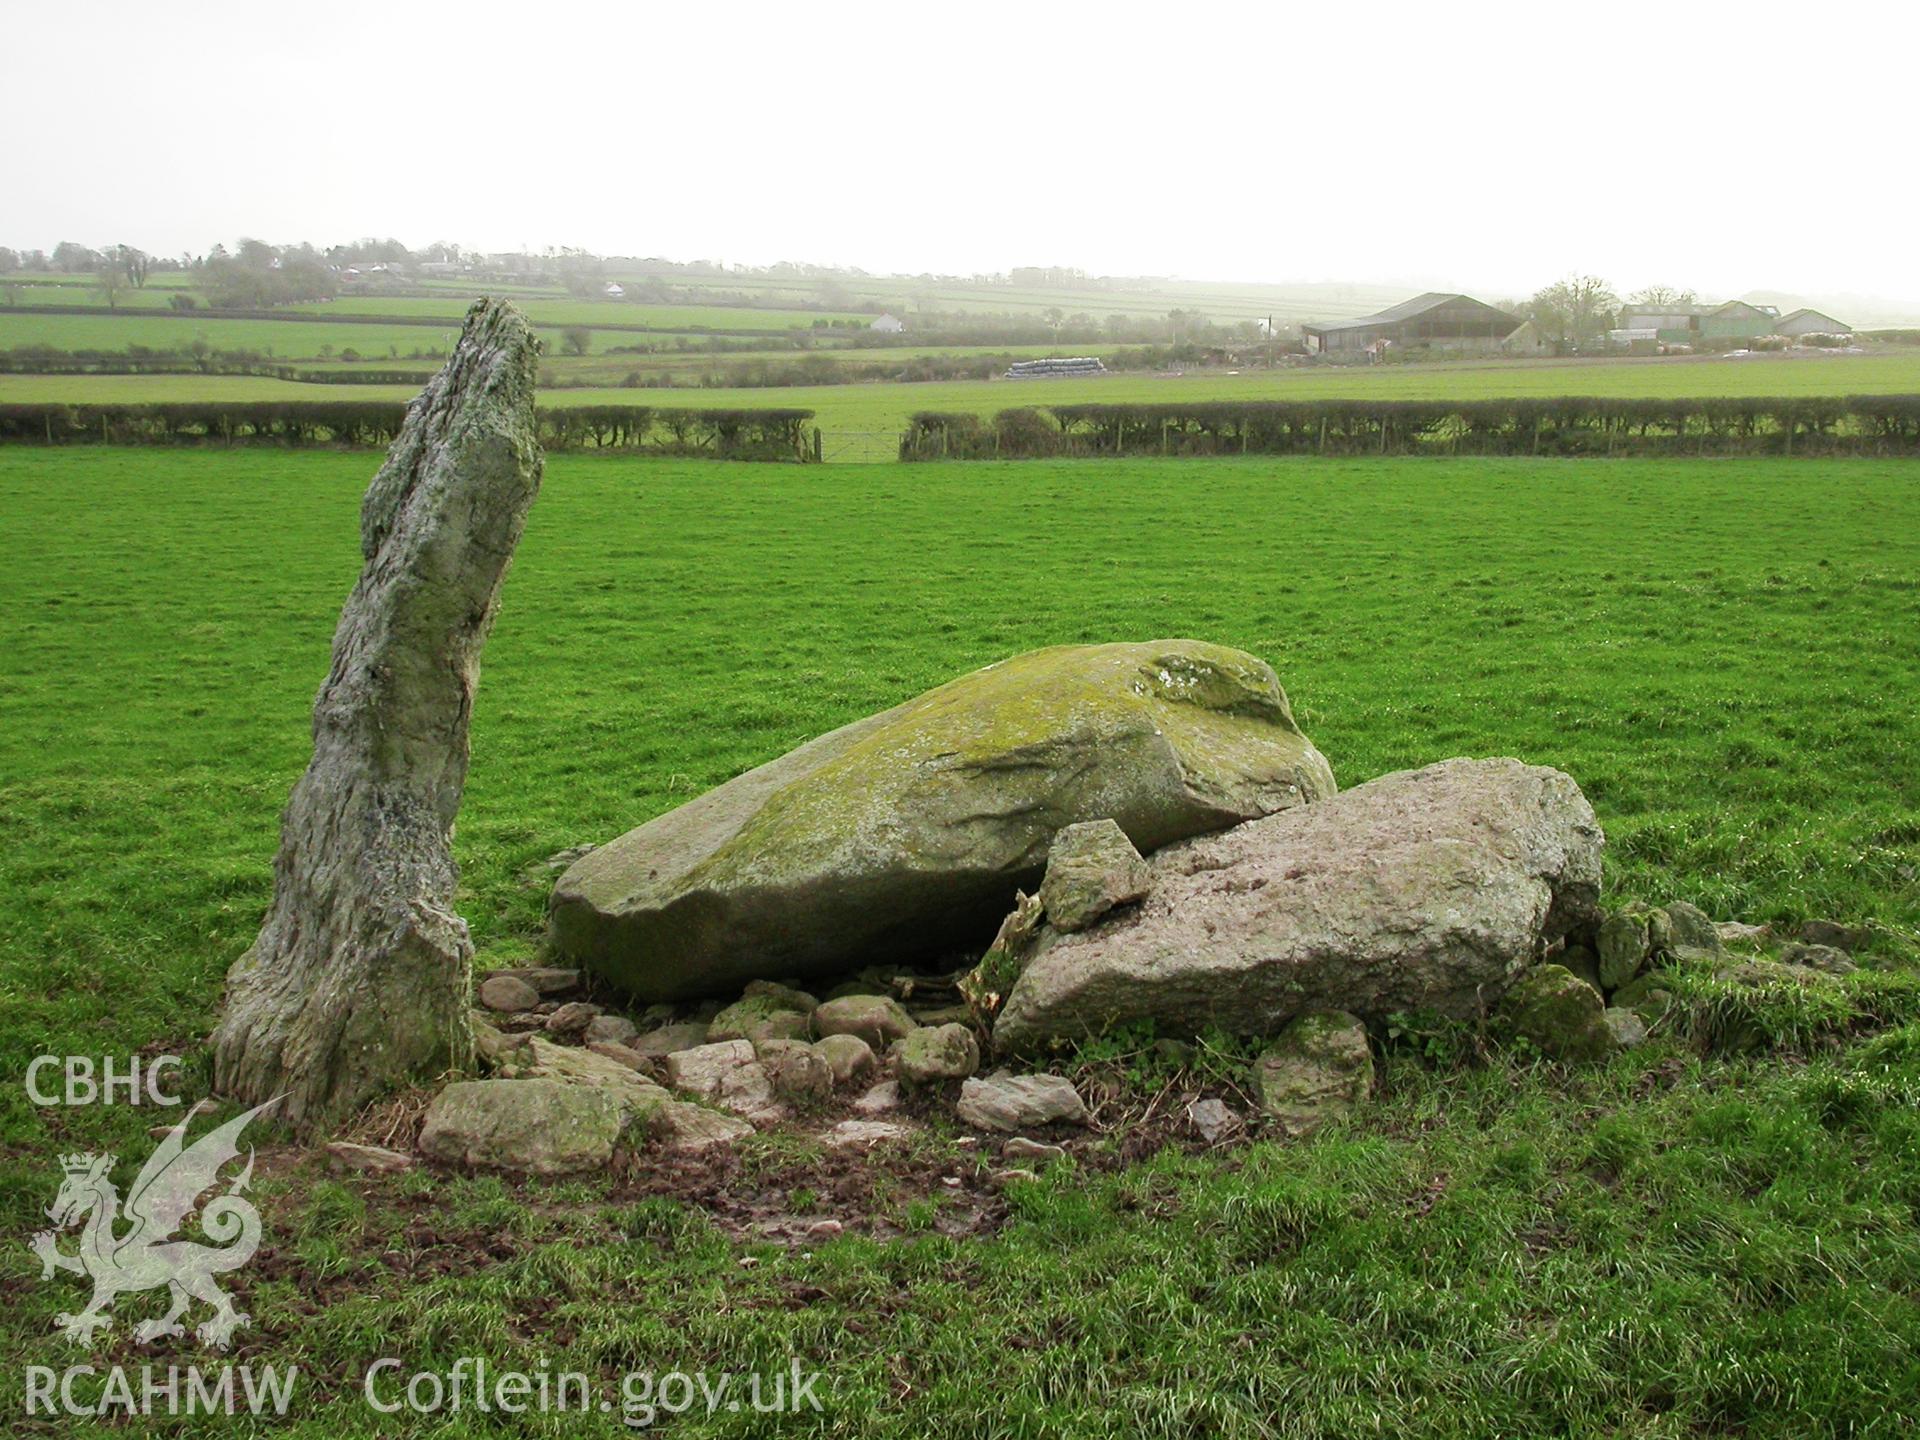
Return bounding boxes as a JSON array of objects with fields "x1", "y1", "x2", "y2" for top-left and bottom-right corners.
[{"x1": 551, "y1": 640, "x2": 1335, "y2": 1001}]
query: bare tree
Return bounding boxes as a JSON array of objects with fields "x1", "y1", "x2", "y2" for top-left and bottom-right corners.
[
  {"x1": 1630, "y1": 284, "x2": 1697, "y2": 308},
  {"x1": 1526, "y1": 275, "x2": 1618, "y2": 354},
  {"x1": 94, "y1": 265, "x2": 126, "y2": 310}
]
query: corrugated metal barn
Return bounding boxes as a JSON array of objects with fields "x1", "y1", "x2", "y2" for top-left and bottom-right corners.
[{"x1": 1302, "y1": 293, "x2": 1521, "y2": 355}]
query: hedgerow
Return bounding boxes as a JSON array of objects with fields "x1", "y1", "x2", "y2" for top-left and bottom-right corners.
[
  {"x1": 902, "y1": 396, "x2": 1920, "y2": 459},
  {"x1": 0, "y1": 403, "x2": 817, "y2": 459}
]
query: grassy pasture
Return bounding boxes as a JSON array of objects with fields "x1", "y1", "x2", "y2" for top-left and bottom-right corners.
[{"x1": 2, "y1": 449, "x2": 1918, "y2": 1435}]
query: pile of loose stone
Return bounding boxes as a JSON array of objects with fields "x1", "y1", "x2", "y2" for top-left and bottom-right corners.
[{"x1": 411, "y1": 966, "x2": 1093, "y2": 1178}]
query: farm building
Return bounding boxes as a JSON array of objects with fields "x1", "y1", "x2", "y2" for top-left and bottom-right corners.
[
  {"x1": 1302, "y1": 293, "x2": 1521, "y2": 356},
  {"x1": 1699, "y1": 300, "x2": 1780, "y2": 342},
  {"x1": 1775, "y1": 308, "x2": 1851, "y2": 337},
  {"x1": 1617, "y1": 303, "x2": 1712, "y2": 343},
  {"x1": 870, "y1": 313, "x2": 905, "y2": 334}
]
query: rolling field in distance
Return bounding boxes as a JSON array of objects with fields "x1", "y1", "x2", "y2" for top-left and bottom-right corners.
[
  {"x1": 2, "y1": 448, "x2": 1917, "y2": 1436},
  {"x1": 6, "y1": 350, "x2": 1920, "y2": 446}
]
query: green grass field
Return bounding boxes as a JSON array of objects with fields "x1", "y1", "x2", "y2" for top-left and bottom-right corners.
[{"x1": 2, "y1": 449, "x2": 1918, "y2": 1435}]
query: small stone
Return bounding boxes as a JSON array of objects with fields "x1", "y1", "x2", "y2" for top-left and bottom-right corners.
[
  {"x1": 825, "y1": 1119, "x2": 911, "y2": 1148},
  {"x1": 666, "y1": 1040, "x2": 758, "y2": 1098},
  {"x1": 1596, "y1": 905, "x2": 1652, "y2": 990},
  {"x1": 1716, "y1": 920, "x2": 1770, "y2": 946},
  {"x1": 544, "y1": 1001, "x2": 601, "y2": 1038},
  {"x1": 1779, "y1": 942, "x2": 1857, "y2": 976},
  {"x1": 1663, "y1": 901, "x2": 1725, "y2": 962},
  {"x1": 494, "y1": 966, "x2": 582, "y2": 997},
  {"x1": 749, "y1": 1011, "x2": 814, "y2": 1044},
  {"x1": 708, "y1": 995, "x2": 807, "y2": 1044},
  {"x1": 472, "y1": 1013, "x2": 530, "y2": 1067},
  {"x1": 1500, "y1": 963, "x2": 1615, "y2": 1061},
  {"x1": 806, "y1": 1219, "x2": 844, "y2": 1240},
  {"x1": 1152, "y1": 1037, "x2": 1196, "y2": 1067},
  {"x1": 990, "y1": 1168, "x2": 1038, "y2": 1189},
  {"x1": 641, "y1": 1099, "x2": 754, "y2": 1151},
  {"x1": 326, "y1": 1141, "x2": 414, "y2": 1174},
  {"x1": 1602, "y1": 1007, "x2": 1649, "y2": 1049},
  {"x1": 1254, "y1": 1010, "x2": 1373, "y2": 1137},
  {"x1": 812, "y1": 994, "x2": 918, "y2": 1050},
  {"x1": 584, "y1": 1014, "x2": 638, "y2": 1048},
  {"x1": 1610, "y1": 975, "x2": 1673, "y2": 1019},
  {"x1": 418, "y1": 1079, "x2": 622, "y2": 1175},
  {"x1": 1037, "y1": 818, "x2": 1152, "y2": 933},
  {"x1": 816, "y1": 1033, "x2": 877, "y2": 1086},
  {"x1": 516, "y1": 1037, "x2": 672, "y2": 1115},
  {"x1": 478, "y1": 974, "x2": 540, "y2": 1014},
  {"x1": 629, "y1": 1021, "x2": 712, "y2": 1060},
  {"x1": 1798, "y1": 920, "x2": 1869, "y2": 954},
  {"x1": 756, "y1": 1039, "x2": 833, "y2": 1101},
  {"x1": 898, "y1": 1023, "x2": 981, "y2": 1085},
  {"x1": 905, "y1": 1003, "x2": 975, "y2": 1027},
  {"x1": 850, "y1": 1079, "x2": 901, "y2": 1115},
  {"x1": 956, "y1": 1072, "x2": 1088, "y2": 1131},
  {"x1": 743, "y1": 979, "x2": 820, "y2": 1014},
  {"x1": 717, "y1": 1064, "x2": 783, "y2": 1121},
  {"x1": 586, "y1": 1040, "x2": 653, "y2": 1072},
  {"x1": 1003, "y1": 1137, "x2": 1066, "y2": 1165},
  {"x1": 1186, "y1": 1097, "x2": 1240, "y2": 1144}
]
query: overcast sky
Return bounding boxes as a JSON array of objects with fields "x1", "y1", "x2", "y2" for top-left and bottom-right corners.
[{"x1": 7, "y1": 0, "x2": 1914, "y2": 303}]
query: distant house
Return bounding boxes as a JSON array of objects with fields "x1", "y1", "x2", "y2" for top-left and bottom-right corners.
[
  {"x1": 1302, "y1": 293, "x2": 1521, "y2": 356},
  {"x1": 870, "y1": 313, "x2": 905, "y2": 334},
  {"x1": 1775, "y1": 308, "x2": 1851, "y2": 337},
  {"x1": 602, "y1": 282, "x2": 625, "y2": 299}
]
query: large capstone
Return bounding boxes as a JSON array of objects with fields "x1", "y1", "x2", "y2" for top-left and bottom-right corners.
[
  {"x1": 551, "y1": 640, "x2": 1335, "y2": 1002},
  {"x1": 993, "y1": 758, "x2": 1602, "y2": 1048}
]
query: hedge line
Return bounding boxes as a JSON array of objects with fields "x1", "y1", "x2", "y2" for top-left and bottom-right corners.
[
  {"x1": 0, "y1": 403, "x2": 818, "y2": 459},
  {"x1": 901, "y1": 397, "x2": 1920, "y2": 459}
]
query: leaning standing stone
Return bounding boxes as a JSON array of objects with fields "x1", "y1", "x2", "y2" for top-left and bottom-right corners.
[{"x1": 213, "y1": 301, "x2": 543, "y2": 1132}]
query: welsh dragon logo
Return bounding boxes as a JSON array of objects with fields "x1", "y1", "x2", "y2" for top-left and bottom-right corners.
[{"x1": 30, "y1": 1097, "x2": 280, "y2": 1349}]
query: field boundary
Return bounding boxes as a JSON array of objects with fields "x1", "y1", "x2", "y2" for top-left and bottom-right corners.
[
  {"x1": 900, "y1": 396, "x2": 1920, "y2": 460},
  {"x1": 0, "y1": 401, "x2": 818, "y2": 459}
]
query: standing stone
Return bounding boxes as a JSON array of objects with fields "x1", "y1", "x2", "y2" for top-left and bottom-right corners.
[
  {"x1": 1037, "y1": 819, "x2": 1152, "y2": 933},
  {"x1": 213, "y1": 300, "x2": 543, "y2": 1132}
]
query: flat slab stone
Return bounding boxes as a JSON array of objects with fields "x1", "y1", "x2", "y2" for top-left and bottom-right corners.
[
  {"x1": 956, "y1": 1072, "x2": 1088, "y2": 1131},
  {"x1": 825, "y1": 1119, "x2": 913, "y2": 1148},
  {"x1": 994, "y1": 758, "x2": 1603, "y2": 1047}
]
